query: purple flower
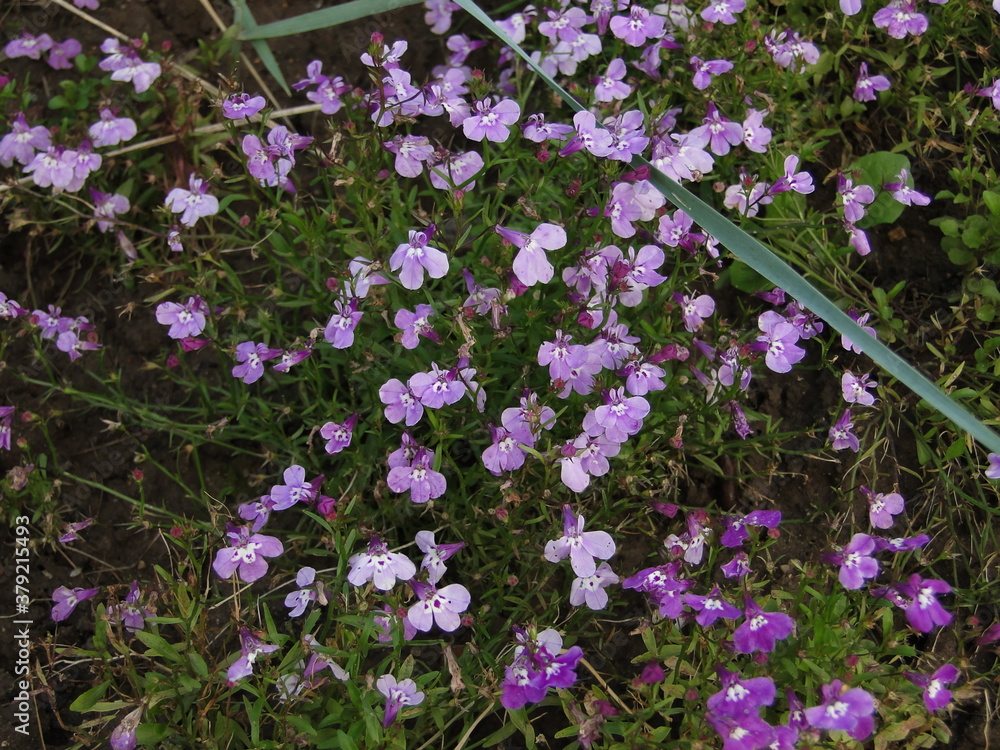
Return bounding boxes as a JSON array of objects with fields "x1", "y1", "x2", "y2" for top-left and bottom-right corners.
[
  {"x1": 407, "y1": 579, "x2": 471, "y2": 632},
  {"x1": 0, "y1": 113, "x2": 51, "y2": 167},
  {"x1": 501, "y1": 628, "x2": 584, "y2": 710},
  {"x1": 824, "y1": 533, "x2": 879, "y2": 590},
  {"x1": 501, "y1": 390, "x2": 556, "y2": 440},
  {"x1": 383, "y1": 135, "x2": 434, "y2": 178},
  {"x1": 558, "y1": 433, "x2": 621, "y2": 492},
  {"x1": 691, "y1": 56, "x2": 733, "y2": 90},
  {"x1": 841, "y1": 310, "x2": 877, "y2": 354},
  {"x1": 897, "y1": 574, "x2": 952, "y2": 632},
  {"x1": 582, "y1": 387, "x2": 650, "y2": 444},
  {"x1": 987, "y1": 452, "x2": 1000, "y2": 479},
  {"x1": 24, "y1": 146, "x2": 75, "y2": 190},
  {"x1": 756, "y1": 311, "x2": 806, "y2": 374},
  {"x1": 561, "y1": 110, "x2": 614, "y2": 159},
  {"x1": 324, "y1": 296, "x2": 362, "y2": 349},
  {"x1": 482, "y1": 424, "x2": 530, "y2": 476},
  {"x1": 88, "y1": 108, "x2": 137, "y2": 148},
  {"x1": 379, "y1": 378, "x2": 424, "y2": 426},
  {"x1": 390, "y1": 224, "x2": 449, "y2": 290},
  {"x1": 213, "y1": 524, "x2": 283, "y2": 582},
  {"x1": 884, "y1": 168, "x2": 930, "y2": 206},
  {"x1": 90, "y1": 188, "x2": 130, "y2": 232},
  {"x1": 700, "y1": 0, "x2": 746, "y2": 24},
  {"x1": 676, "y1": 292, "x2": 715, "y2": 332},
  {"x1": 227, "y1": 627, "x2": 279, "y2": 684},
  {"x1": 906, "y1": 664, "x2": 960, "y2": 712},
  {"x1": 51, "y1": 585, "x2": 99, "y2": 621},
  {"x1": 58, "y1": 517, "x2": 94, "y2": 543},
  {"x1": 841, "y1": 371, "x2": 877, "y2": 406},
  {"x1": 409, "y1": 362, "x2": 465, "y2": 408},
  {"x1": 741, "y1": 109, "x2": 773, "y2": 154},
  {"x1": 270, "y1": 464, "x2": 321, "y2": 510},
  {"x1": 155, "y1": 296, "x2": 207, "y2": 339},
  {"x1": 720, "y1": 511, "x2": 782, "y2": 548},
  {"x1": 707, "y1": 712, "x2": 776, "y2": 750},
  {"x1": 231, "y1": 341, "x2": 281, "y2": 384},
  {"x1": 862, "y1": 486, "x2": 905, "y2": 529},
  {"x1": 284, "y1": 567, "x2": 321, "y2": 617},
  {"x1": 272, "y1": 348, "x2": 311, "y2": 373},
  {"x1": 770, "y1": 154, "x2": 815, "y2": 195},
  {"x1": 222, "y1": 92, "x2": 266, "y2": 119},
  {"x1": 347, "y1": 535, "x2": 416, "y2": 591},
  {"x1": 394, "y1": 304, "x2": 439, "y2": 349},
  {"x1": 377, "y1": 674, "x2": 425, "y2": 727},
  {"x1": 109, "y1": 707, "x2": 142, "y2": 750},
  {"x1": 538, "y1": 330, "x2": 588, "y2": 381},
  {"x1": 873, "y1": 0, "x2": 927, "y2": 39},
  {"x1": 462, "y1": 97, "x2": 520, "y2": 143},
  {"x1": 804, "y1": 680, "x2": 875, "y2": 741},
  {"x1": 707, "y1": 667, "x2": 776, "y2": 717},
  {"x1": 622, "y1": 563, "x2": 692, "y2": 620},
  {"x1": 721, "y1": 552, "x2": 751, "y2": 579},
  {"x1": 415, "y1": 530, "x2": 465, "y2": 584},
  {"x1": 872, "y1": 533, "x2": 930, "y2": 552},
  {"x1": 594, "y1": 57, "x2": 631, "y2": 103},
  {"x1": 609, "y1": 5, "x2": 665, "y2": 45},
  {"x1": 569, "y1": 562, "x2": 620, "y2": 610},
  {"x1": 428, "y1": 149, "x2": 484, "y2": 191},
  {"x1": 838, "y1": 174, "x2": 876, "y2": 223},
  {"x1": 684, "y1": 587, "x2": 742, "y2": 626},
  {"x1": 387, "y1": 446, "x2": 446, "y2": 503},
  {"x1": 165, "y1": 174, "x2": 218, "y2": 227},
  {"x1": 854, "y1": 62, "x2": 891, "y2": 102},
  {"x1": 689, "y1": 102, "x2": 744, "y2": 157},
  {"x1": 4, "y1": 32, "x2": 53, "y2": 60},
  {"x1": 497, "y1": 222, "x2": 567, "y2": 287},
  {"x1": 732, "y1": 598, "x2": 795, "y2": 654},
  {"x1": 106, "y1": 580, "x2": 152, "y2": 632},
  {"x1": 829, "y1": 409, "x2": 860, "y2": 452},
  {"x1": 238, "y1": 495, "x2": 276, "y2": 532},
  {"x1": 319, "y1": 413, "x2": 358, "y2": 455},
  {"x1": 545, "y1": 505, "x2": 616, "y2": 577},
  {"x1": 978, "y1": 79, "x2": 1000, "y2": 110}
]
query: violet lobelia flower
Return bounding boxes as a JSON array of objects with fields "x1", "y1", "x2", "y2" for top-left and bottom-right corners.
[
  {"x1": 409, "y1": 362, "x2": 465, "y2": 408},
  {"x1": 986, "y1": 452, "x2": 1000, "y2": 479},
  {"x1": 51, "y1": 585, "x2": 100, "y2": 621},
  {"x1": 284, "y1": 567, "x2": 323, "y2": 617},
  {"x1": 841, "y1": 370, "x2": 877, "y2": 406},
  {"x1": 569, "y1": 562, "x2": 619, "y2": 610},
  {"x1": 269, "y1": 464, "x2": 321, "y2": 510},
  {"x1": 594, "y1": 58, "x2": 631, "y2": 103},
  {"x1": 823, "y1": 533, "x2": 880, "y2": 590},
  {"x1": 222, "y1": 92, "x2": 266, "y2": 119},
  {"x1": 390, "y1": 224, "x2": 449, "y2": 290},
  {"x1": 683, "y1": 586, "x2": 742, "y2": 627},
  {"x1": 324, "y1": 296, "x2": 363, "y2": 349},
  {"x1": 379, "y1": 378, "x2": 424, "y2": 426},
  {"x1": 0, "y1": 113, "x2": 51, "y2": 168},
  {"x1": 347, "y1": 535, "x2": 416, "y2": 591},
  {"x1": 88, "y1": 108, "x2": 137, "y2": 148},
  {"x1": 109, "y1": 706, "x2": 143, "y2": 750},
  {"x1": 155, "y1": 296, "x2": 207, "y2": 339},
  {"x1": 609, "y1": 5, "x2": 665, "y2": 45},
  {"x1": 837, "y1": 174, "x2": 876, "y2": 223},
  {"x1": 406, "y1": 579, "x2": 471, "y2": 632},
  {"x1": 90, "y1": 188, "x2": 130, "y2": 232},
  {"x1": 854, "y1": 62, "x2": 891, "y2": 102},
  {"x1": 582, "y1": 387, "x2": 650, "y2": 444},
  {"x1": 501, "y1": 627, "x2": 584, "y2": 710},
  {"x1": 732, "y1": 597, "x2": 795, "y2": 654},
  {"x1": 905, "y1": 664, "x2": 960, "y2": 712},
  {"x1": 319, "y1": 413, "x2": 358, "y2": 455},
  {"x1": 829, "y1": 409, "x2": 860, "y2": 452},
  {"x1": 707, "y1": 667, "x2": 776, "y2": 717},
  {"x1": 690, "y1": 56, "x2": 733, "y2": 90},
  {"x1": 482, "y1": 424, "x2": 530, "y2": 476},
  {"x1": 896, "y1": 574, "x2": 952, "y2": 632},
  {"x1": 558, "y1": 433, "x2": 621, "y2": 492},
  {"x1": 414, "y1": 530, "x2": 465, "y2": 584},
  {"x1": 213, "y1": 523, "x2": 284, "y2": 583},
  {"x1": 497, "y1": 221, "x2": 567, "y2": 287},
  {"x1": 622, "y1": 562, "x2": 693, "y2": 620},
  {"x1": 165, "y1": 174, "x2": 218, "y2": 227},
  {"x1": 227, "y1": 627, "x2": 279, "y2": 684},
  {"x1": 884, "y1": 168, "x2": 930, "y2": 206},
  {"x1": 755, "y1": 311, "x2": 806, "y2": 374},
  {"x1": 387, "y1": 446, "x2": 446, "y2": 503},
  {"x1": 544, "y1": 505, "x2": 616, "y2": 577},
  {"x1": 861, "y1": 486, "x2": 905, "y2": 529},
  {"x1": 383, "y1": 135, "x2": 435, "y2": 178},
  {"x1": 106, "y1": 580, "x2": 153, "y2": 632},
  {"x1": 804, "y1": 680, "x2": 875, "y2": 741},
  {"x1": 231, "y1": 341, "x2": 282, "y2": 384},
  {"x1": 462, "y1": 97, "x2": 521, "y2": 142},
  {"x1": 377, "y1": 674, "x2": 425, "y2": 727}
]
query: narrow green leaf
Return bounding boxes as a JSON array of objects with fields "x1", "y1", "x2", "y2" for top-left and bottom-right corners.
[
  {"x1": 134, "y1": 630, "x2": 184, "y2": 664},
  {"x1": 229, "y1": 0, "x2": 291, "y2": 95},
  {"x1": 69, "y1": 681, "x2": 110, "y2": 713},
  {"x1": 453, "y1": 0, "x2": 1000, "y2": 455},
  {"x1": 239, "y1": 0, "x2": 425, "y2": 40}
]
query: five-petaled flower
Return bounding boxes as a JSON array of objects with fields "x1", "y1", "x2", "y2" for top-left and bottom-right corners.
[
  {"x1": 544, "y1": 505, "x2": 616, "y2": 577},
  {"x1": 377, "y1": 674, "x2": 425, "y2": 727},
  {"x1": 164, "y1": 174, "x2": 218, "y2": 227},
  {"x1": 213, "y1": 523, "x2": 284, "y2": 583}
]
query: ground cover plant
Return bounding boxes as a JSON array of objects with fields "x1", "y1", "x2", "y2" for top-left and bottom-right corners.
[{"x1": 2, "y1": 0, "x2": 1000, "y2": 748}]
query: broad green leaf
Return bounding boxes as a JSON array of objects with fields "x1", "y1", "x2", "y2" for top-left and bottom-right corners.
[
  {"x1": 452, "y1": 0, "x2": 1000, "y2": 455},
  {"x1": 239, "y1": 0, "x2": 425, "y2": 40}
]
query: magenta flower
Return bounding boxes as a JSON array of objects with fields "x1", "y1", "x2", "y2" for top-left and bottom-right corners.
[
  {"x1": 501, "y1": 628, "x2": 584, "y2": 710},
  {"x1": 897, "y1": 574, "x2": 952, "y2": 632},
  {"x1": 387, "y1": 446, "x2": 446, "y2": 503},
  {"x1": 854, "y1": 62, "x2": 891, "y2": 102},
  {"x1": 165, "y1": 174, "x2": 218, "y2": 227},
  {"x1": 721, "y1": 552, "x2": 751, "y2": 579},
  {"x1": 462, "y1": 97, "x2": 520, "y2": 143},
  {"x1": 569, "y1": 562, "x2": 619, "y2": 610},
  {"x1": 58, "y1": 517, "x2": 94, "y2": 543},
  {"x1": 319, "y1": 413, "x2": 358, "y2": 455},
  {"x1": 377, "y1": 674, "x2": 425, "y2": 727},
  {"x1": 155, "y1": 296, "x2": 207, "y2": 339},
  {"x1": 804, "y1": 680, "x2": 875, "y2": 741},
  {"x1": 824, "y1": 533, "x2": 879, "y2": 590},
  {"x1": 51, "y1": 585, "x2": 99, "y2": 621},
  {"x1": 222, "y1": 92, "x2": 266, "y2": 119},
  {"x1": 231, "y1": 341, "x2": 281, "y2": 384},
  {"x1": 829, "y1": 409, "x2": 860, "y2": 452},
  {"x1": 906, "y1": 664, "x2": 960, "y2": 712},
  {"x1": 861, "y1": 486, "x2": 905, "y2": 528},
  {"x1": 379, "y1": 378, "x2": 424, "y2": 426},
  {"x1": 732, "y1": 598, "x2": 795, "y2": 654},
  {"x1": 720, "y1": 511, "x2": 782, "y2": 548},
  {"x1": 390, "y1": 224, "x2": 449, "y2": 290},
  {"x1": 683, "y1": 587, "x2": 742, "y2": 626},
  {"x1": 227, "y1": 627, "x2": 279, "y2": 684},
  {"x1": 544, "y1": 505, "x2": 616, "y2": 577},
  {"x1": 407, "y1": 579, "x2": 471, "y2": 632},
  {"x1": 347, "y1": 535, "x2": 416, "y2": 591},
  {"x1": 213, "y1": 524, "x2": 283, "y2": 583},
  {"x1": 414, "y1": 530, "x2": 465, "y2": 584},
  {"x1": 622, "y1": 563, "x2": 692, "y2": 619}
]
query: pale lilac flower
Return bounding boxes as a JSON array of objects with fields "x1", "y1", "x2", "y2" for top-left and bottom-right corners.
[
  {"x1": 155, "y1": 296, "x2": 207, "y2": 339},
  {"x1": 544, "y1": 505, "x2": 616, "y2": 577},
  {"x1": 897, "y1": 574, "x2": 952, "y2": 632},
  {"x1": 284, "y1": 567, "x2": 321, "y2": 617},
  {"x1": 445, "y1": 33, "x2": 485, "y2": 65},
  {"x1": 463, "y1": 97, "x2": 521, "y2": 143},
  {"x1": 383, "y1": 135, "x2": 434, "y2": 178},
  {"x1": 594, "y1": 58, "x2": 631, "y2": 103},
  {"x1": 841, "y1": 371, "x2": 877, "y2": 405},
  {"x1": 387, "y1": 446, "x2": 446, "y2": 503},
  {"x1": 377, "y1": 674, "x2": 425, "y2": 727},
  {"x1": 854, "y1": 62, "x2": 891, "y2": 102},
  {"x1": 307, "y1": 76, "x2": 351, "y2": 114},
  {"x1": 51, "y1": 585, "x2": 99, "y2": 621},
  {"x1": 701, "y1": 0, "x2": 746, "y2": 25},
  {"x1": 106, "y1": 580, "x2": 152, "y2": 632},
  {"x1": 765, "y1": 28, "x2": 821, "y2": 72},
  {"x1": 862, "y1": 486, "x2": 905, "y2": 528},
  {"x1": 707, "y1": 713, "x2": 776, "y2": 750},
  {"x1": 558, "y1": 434, "x2": 620, "y2": 492},
  {"x1": 272, "y1": 348, "x2": 311, "y2": 373},
  {"x1": 610, "y1": 5, "x2": 665, "y2": 45},
  {"x1": 522, "y1": 113, "x2": 574, "y2": 143},
  {"x1": 583, "y1": 387, "x2": 650, "y2": 444},
  {"x1": 603, "y1": 181, "x2": 664, "y2": 238},
  {"x1": 689, "y1": 102, "x2": 743, "y2": 156},
  {"x1": 165, "y1": 174, "x2": 218, "y2": 227},
  {"x1": 756, "y1": 310, "x2": 806, "y2": 373},
  {"x1": 804, "y1": 680, "x2": 875, "y2": 741},
  {"x1": 428, "y1": 149, "x2": 485, "y2": 191},
  {"x1": 873, "y1": 0, "x2": 927, "y2": 39},
  {"x1": 58, "y1": 517, "x2": 94, "y2": 543},
  {"x1": 320, "y1": 414, "x2": 358, "y2": 455},
  {"x1": 987, "y1": 453, "x2": 1000, "y2": 479},
  {"x1": 560, "y1": 110, "x2": 614, "y2": 159},
  {"x1": 676, "y1": 292, "x2": 715, "y2": 332},
  {"x1": 482, "y1": 424, "x2": 530, "y2": 475},
  {"x1": 978, "y1": 79, "x2": 1000, "y2": 110},
  {"x1": 841, "y1": 310, "x2": 877, "y2": 353},
  {"x1": 604, "y1": 110, "x2": 650, "y2": 162},
  {"x1": 840, "y1": 0, "x2": 862, "y2": 13},
  {"x1": 770, "y1": 154, "x2": 815, "y2": 195},
  {"x1": 683, "y1": 587, "x2": 742, "y2": 626},
  {"x1": 724, "y1": 180, "x2": 772, "y2": 217},
  {"x1": 539, "y1": 6, "x2": 588, "y2": 43},
  {"x1": 213, "y1": 524, "x2": 283, "y2": 582},
  {"x1": 270, "y1": 464, "x2": 321, "y2": 510},
  {"x1": 47, "y1": 38, "x2": 81, "y2": 70},
  {"x1": 238, "y1": 495, "x2": 277, "y2": 532},
  {"x1": 379, "y1": 378, "x2": 424, "y2": 426},
  {"x1": 390, "y1": 224, "x2": 449, "y2": 290},
  {"x1": 498, "y1": 222, "x2": 567, "y2": 287},
  {"x1": 324, "y1": 297, "x2": 362, "y2": 348},
  {"x1": 90, "y1": 188, "x2": 130, "y2": 232},
  {"x1": 24, "y1": 146, "x2": 74, "y2": 190},
  {"x1": 347, "y1": 536, "x2": 416, "y2": 591},
  {"x1": 906, "y1": 665, "x2": 960, "y2": 712},
  {"x1": 829, "y1": 409, "x2": 860, "y2": 452},
  {"x1": 87, "y1": 108, "x2": 135, "y2": 148},
  {"x1": 105, "y1": 45, "x2": 161, "y2": 93},
  {"x1": 414, "y1": 530, "x2": 465, "y2": 584},
  {"x1": 394, "y1": 304, "x2": 439, "y2": 349},
  {"x1": 0, "y1": 113, "x2": 51, "y2": 167},
  {"x1": 231, "y1": 341, "x2": 281, "y2": 384},
  {"x1": 732, "y1": 598, "x2": 794, "y2": 653},
  {"x1": 409, "y1": 362, "x2": 465, "y2": 408},
  {"x1": 227, "y1": 628, "x2": 279, "y2": 684},
  {"x1": 691, "y1": 56, "x2": 733, "y2": 90},
  {"x1": 4, "y1": 32, "x2": 53, "y2": 60},
  {"x1": 222, "y1": 92, "x2": 266, "y2": 119},
  {"x1": 569, "y1": 562, "x2": 619, "y2": 610},
  {"x1": 884, "y1": 168, "x2": 930, "y2": 206},
  {"x1": 407, "y1": 579, "x2": 471, "y2": 632},
  {"x1": 741, "y1": 109, "x2": 772, "y2": 153},
  {"x1": 620, "y1": 359, "x2": 666, "y2": 396}
]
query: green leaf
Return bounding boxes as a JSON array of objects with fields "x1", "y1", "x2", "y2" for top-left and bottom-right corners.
[
  {"x1": 239, "y1": 0, "x2": 425, "y2": 39},
  {"x1": 983, "y1": 190, "x2": 1000, "y2": 217},
  {"x1": 134, "y1": 630, "x2": 184, "y2": 664},
  {"x1": 136, "y1": 723, "x2": 170, "y2": 744},
  {"x1": 452, "y1": 0, "x2": 1000, "y2": 455},
  {"x1": 727, "y1": 259, "x2": 771, "y2": 293},
  {"x1": 69, "y1": 681, "x2": 110, "y2": 713}
]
